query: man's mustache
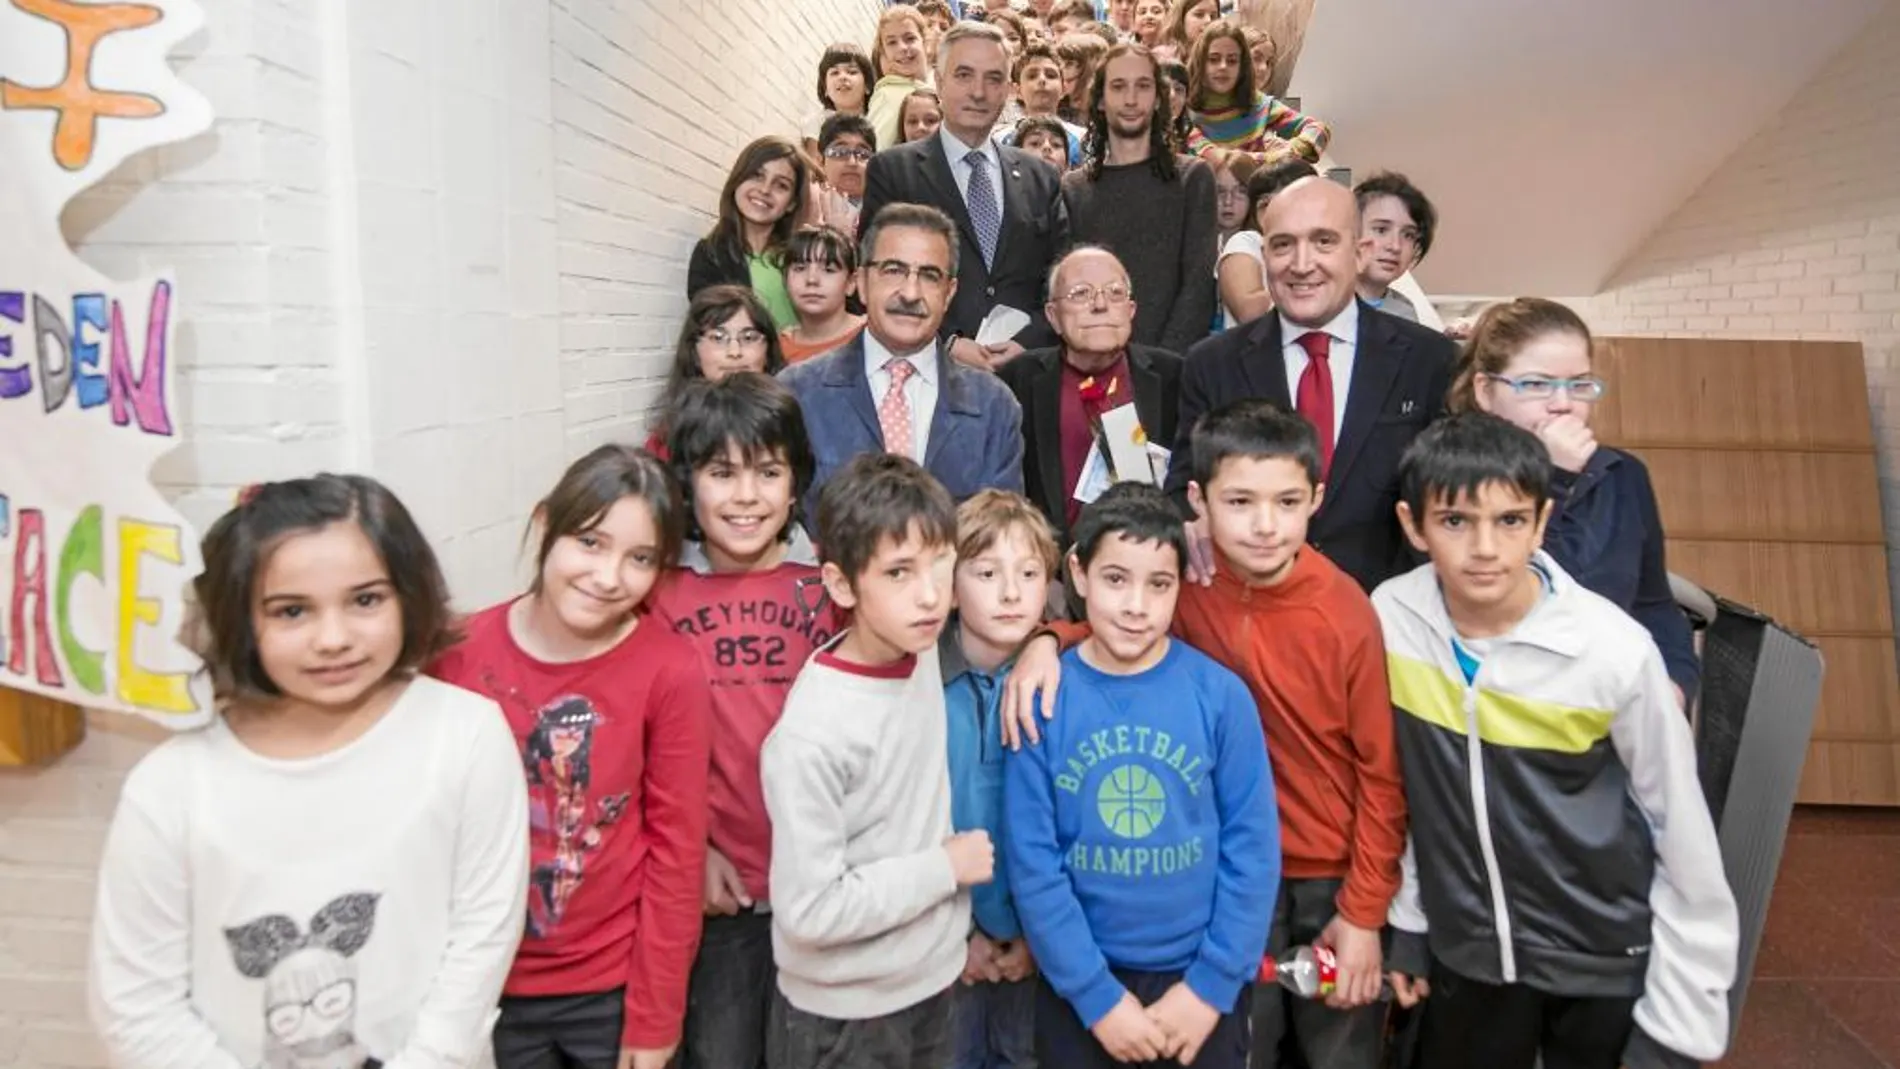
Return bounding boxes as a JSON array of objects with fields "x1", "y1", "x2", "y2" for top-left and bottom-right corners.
[{"x1": 885, "y1": 298, "x2": 930, "y2": 317}]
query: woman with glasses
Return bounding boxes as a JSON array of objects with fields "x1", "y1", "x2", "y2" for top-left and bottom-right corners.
[
  {"x1": 646, "y1": 286, "x2": 788, "y2": 460},
  {"x1": 1449, "y1": 297, "x2": 1700, "y2": 707}
]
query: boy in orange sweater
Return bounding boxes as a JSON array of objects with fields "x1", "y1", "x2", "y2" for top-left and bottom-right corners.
[{"x1": 1008, "y1": 399, "x2": 1406, "y2": 1069}]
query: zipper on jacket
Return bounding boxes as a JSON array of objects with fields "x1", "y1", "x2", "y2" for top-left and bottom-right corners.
[{"x1": 1461, "y1": 673, "x2": 1517, "y2": 982}]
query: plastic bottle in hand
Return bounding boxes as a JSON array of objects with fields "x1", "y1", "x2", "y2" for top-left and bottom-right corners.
[{"x1": 1258, "y1": 945, "x2": 1392, "y2": 1001}]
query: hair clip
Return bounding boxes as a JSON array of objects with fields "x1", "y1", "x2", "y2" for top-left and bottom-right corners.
[{"x1": 236, "y1": 483, "x2": 265, "y2": 507}]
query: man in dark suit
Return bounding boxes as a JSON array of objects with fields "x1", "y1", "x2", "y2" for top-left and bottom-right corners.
[
  {"x1": 1167, "y1": 176, "x2": 1456, "y2": 594},
  {"x1": 860, "y1": 20, "x2": 1070, "y2": 371},
  {"x1": 999, "y1": 246, "x2": 1181, "y2": 544},
  {"x1": 779, "y1": 202, "x2": 1023, "y2": 516}
]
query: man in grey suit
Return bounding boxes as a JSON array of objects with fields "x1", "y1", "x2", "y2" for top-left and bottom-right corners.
[{"x1": 860, "y1": 21, "x2": 1070, "y2": 371}]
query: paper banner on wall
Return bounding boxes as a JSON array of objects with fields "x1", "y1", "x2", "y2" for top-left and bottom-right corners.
[{"x1": 0, "y1": 0, "x2": 214, "y2": 726}]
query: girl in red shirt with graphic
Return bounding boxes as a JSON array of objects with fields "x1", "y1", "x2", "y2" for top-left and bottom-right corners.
[{"x1": 432, "y1": 445, "x2": 710, "y2": 1069}]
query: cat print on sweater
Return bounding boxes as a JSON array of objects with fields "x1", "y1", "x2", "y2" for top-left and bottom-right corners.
[{"x1": 224, "y1": 892, "x2": 383, "y2": 1069}]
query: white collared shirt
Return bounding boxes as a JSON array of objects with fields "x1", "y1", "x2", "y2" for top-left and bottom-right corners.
[
  {"x1": 863, "y1": 330, "x2": 940, "y2": 462},
  {"x1": 1280, "y1": 302, "x2": 1360, "y2": 435},
  {"x1": 938, "y1": 126, "x2": 1006, "y2": 222}
]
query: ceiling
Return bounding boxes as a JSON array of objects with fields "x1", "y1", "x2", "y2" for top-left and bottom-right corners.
[{"x1": 1289, "y1": 0, "x2": 1890, "y2": 296}]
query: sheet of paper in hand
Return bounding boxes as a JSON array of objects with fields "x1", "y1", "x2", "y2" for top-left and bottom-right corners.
[{"x1": 975, "y1": 305, "x2": 1031, "y2": 347}]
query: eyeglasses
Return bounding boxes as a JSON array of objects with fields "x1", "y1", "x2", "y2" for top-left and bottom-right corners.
[
  {"x1": 1215, "y1": 186, "x2": 1248, "y2": 203},
  {"x1": 868, "y1": 258, "x2": 951, "y2": 286},
  {"x1": 823, "y1": 146, "x2": 874, "y2": 163},
  {"x1": 267, "y1": 980, "x2": 355, "y2": 1040},
  {"x1": 700, "y1": 327, "x2": 768, "y2": 349},
  {"x1": 1059, "y1": 281, "x2": 1132, "y2": 306},
  {"x1": 1487, "y1": 373, "x2": 1607, "y2": 402}
]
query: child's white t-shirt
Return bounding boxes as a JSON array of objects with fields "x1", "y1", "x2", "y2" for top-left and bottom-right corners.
[
  {"x1": 1217, "y1": 229, "x2": 1266, "y2": 330},
  {"x1": 88, "y1": 676, "x2": 530, "y2": 1069}
]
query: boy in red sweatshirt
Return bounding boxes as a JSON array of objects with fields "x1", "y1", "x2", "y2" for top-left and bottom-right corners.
[
  {"x1": 644, "y1": 374, "x2": 848, "y2": 1069},
  {"x1": 1010, "y1": 399, "x2": 1406, "y2": 1069}
]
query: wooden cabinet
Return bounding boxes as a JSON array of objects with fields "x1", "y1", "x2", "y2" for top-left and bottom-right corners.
[{"x1": 1594, "y1": 337, "x2": 1899, "y2": 804}]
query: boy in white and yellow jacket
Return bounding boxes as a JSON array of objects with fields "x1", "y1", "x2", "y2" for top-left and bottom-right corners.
[{"x1": 1374, "y1": 413, "x2": 1738, "y2": 1069}]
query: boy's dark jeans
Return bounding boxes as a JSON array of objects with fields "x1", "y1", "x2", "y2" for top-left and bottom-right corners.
[
  {"x1": 1249, "y1": 877, "x2": 1387, "y2": 1069},
  {"x1": 1035, "y1": 968, "x2": 1251, "y2": 1069},
  {"x1": 680, "y1": 910, "x2": 776, "y2": 1069},
  {"x1": 766, "y1": 985, "x2": 953, "y2": 1069},
  {"x1": 1413, "y1": 959, "x2": 1636, "y2": 1069},
  {"x1": 951, "y1": 974, "x2": 1038, "y2": 1068}
]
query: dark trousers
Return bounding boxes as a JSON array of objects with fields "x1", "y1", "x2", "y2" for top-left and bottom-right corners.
[
  {"x1": 1249, "y1": 878, "x2": 1387, "y2": 1069},
  {"x1": 952, "y1": 975, "x2": 1038, "y2": 1069},
  {"x1": 680, "y1": 910, "x2": 776, "y2": 1069},
  {"x1": 1413, "y1": 960, "x2": 1637, "y2": 1069},
  {"x1": 493, "y1": 987, "x2": 623, "y2": 1069},
  {"x1": 766, "y1": 985, "x2": 953, "y2": 1069},
  {"x1": 1035, "y1": 968, "x2": 1251, "y2": 1069}
]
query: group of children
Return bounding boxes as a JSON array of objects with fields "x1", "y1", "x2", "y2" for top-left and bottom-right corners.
[{"x1": 87, "y1": 348, "x2": 1740, "y2": 1069}]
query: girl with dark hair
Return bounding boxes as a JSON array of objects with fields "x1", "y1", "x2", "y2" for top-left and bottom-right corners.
[
  {"x1": 646, "y1": 285, "x2": 788, "y2": 458},
  {"x1": 1159, "y1": 56, "x2": 1191, "y2": 148},
  {"x1": 1185, "y1": 20, "x2": 1329, "y2": 164},
  {"x1": 780, "y1": 225, "x2": 864, "y2": 364},
  {"x1": 1054, "y1": 31, "x2": 1109, "y2": 125},
  {"x1": 687, "y1": 137, "x2": 810, "y2": 330},
  {"x1": 90, "y1": 476, "x2": 530, "y2": 1069},
  {"x1": 1448, "y1": 297, "x2": 1699, "y2": 706},
  {"x1": 801, "y1": 42, "x2": 875, "y2": 157},
  {"x1": 898, "y1": 86, "x2": 945, "y2": 144},
  {"x1": 432, "y1": 445, "x2": 711, "y2": 1069}
]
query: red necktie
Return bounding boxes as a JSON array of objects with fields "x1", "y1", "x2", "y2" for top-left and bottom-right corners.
[{"x1": 1295, "y1": 331, "x2": 1335, "y2": 477}]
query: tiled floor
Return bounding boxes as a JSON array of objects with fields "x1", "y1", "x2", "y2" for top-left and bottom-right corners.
[{"x1": 1724, "y1": 806, "x2": 1900, "y2": 1066}]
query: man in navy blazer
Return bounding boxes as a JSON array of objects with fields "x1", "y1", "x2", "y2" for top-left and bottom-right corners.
[
  {"x1": 1167, "y1": 177, "x2": 1457, "y2": 594},
  {"x1": 859, "y1": 21, "x2": 1069, "y2": 370},
  {"x1": 779, "y1": 202, "x2": 1024, "y2": 514}
]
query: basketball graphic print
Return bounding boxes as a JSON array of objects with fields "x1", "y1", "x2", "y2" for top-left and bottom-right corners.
[{"x1": 1097, "y1": 764, "x2": 1167, "y2": 840}]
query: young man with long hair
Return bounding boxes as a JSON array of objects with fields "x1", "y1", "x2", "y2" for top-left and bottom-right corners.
[{"x1": 1059, "y1": 42, "x2": 1217, "y2": 353}]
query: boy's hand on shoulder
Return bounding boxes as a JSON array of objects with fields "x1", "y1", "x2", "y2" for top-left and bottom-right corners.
[
  {"x1": 945, "y1": 830, "x2": 996, "y2": 886},
  {"x1": 995, "y1": 938, "x2": 1037, "y2": 982},
  {"x1": 703, "y1": 846, "x2": 751, "y2": 916},
  {"x1": 963, "y1": 931, "x2": 1004, "y2": 984},
  {"x1": 1387, "y1": 971, "x2": 1430, "y2": 1009},
  {"x1": 1001, "y1": 633, "x2": 1064, "y2": 750},
  {"x1": 1184, "y1": 501, "x2": 1217, "y2": 586},
  {"x1": 1093, "y1": 992, "x2": 1171, "y2": 1063},
  {"x1": 1320, "y1": 915, "x2": 1384, "y2": 1009},
  {"x1": 1144, "y1": 983, "x2": 1221, "y2": 1064}
]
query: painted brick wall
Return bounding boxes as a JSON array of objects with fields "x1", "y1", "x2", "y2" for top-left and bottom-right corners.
[
  {"x1": 1579, "y1": 3, "x2": 1900, "y2": 608},
  {"x1": 2, "y1": 1, "x2": 883, "y2": 1064},
  {"x1": 552, "y1": 0, "x2": 883, "y2": 453}
]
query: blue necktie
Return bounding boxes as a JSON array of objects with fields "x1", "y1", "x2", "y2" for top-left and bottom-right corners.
[{"x1": 965, "y1": 152, "x2": 1001, "y2": 269}]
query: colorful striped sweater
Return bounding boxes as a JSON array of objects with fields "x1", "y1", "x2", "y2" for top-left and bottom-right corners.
[{"x1": 1187, "y1": 92, "x2": 1330, "y2": 164}]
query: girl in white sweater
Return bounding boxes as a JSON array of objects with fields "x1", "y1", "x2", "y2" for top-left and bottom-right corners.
[{"x1": 88, "y1": 475, "x2": 530, "y2": 1069}]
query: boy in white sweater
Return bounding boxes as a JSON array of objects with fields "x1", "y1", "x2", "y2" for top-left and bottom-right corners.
[{"x1": 761, "y1": 453, "x2": 997, "y2": 1069}]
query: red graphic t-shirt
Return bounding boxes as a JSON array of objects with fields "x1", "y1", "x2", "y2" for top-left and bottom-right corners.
[
  {"x1": 430, "y1": 601, "x2": 710, "y2": 1049},
  {"x1": 644, "y1": 537, "x2": 847, "y2": 903}
]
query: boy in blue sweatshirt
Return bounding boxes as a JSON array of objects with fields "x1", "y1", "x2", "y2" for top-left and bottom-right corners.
[
  {"x1": 1004, "y1": 482, "x2": 1280, "y2": 1069},
  {"x1": 943, "y1": 490, "x2": 1062, "y2": 1069}
]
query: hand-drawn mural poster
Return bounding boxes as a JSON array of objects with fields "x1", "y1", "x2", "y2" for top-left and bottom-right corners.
[{"x1": 0, "y1": 0, "x2": 214, "y2": 726}]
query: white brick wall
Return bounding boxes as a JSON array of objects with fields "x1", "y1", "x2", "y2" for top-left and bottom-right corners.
[
  {"x1": 4, "y1": 1, "x2": 884, "y2": 1064},
  {"x1": 552, "y1": 0, "x2": 883, "y2": 452},
  {"x1": 1577, "y1": 2, "x2": 1900, "y2": 611}
]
